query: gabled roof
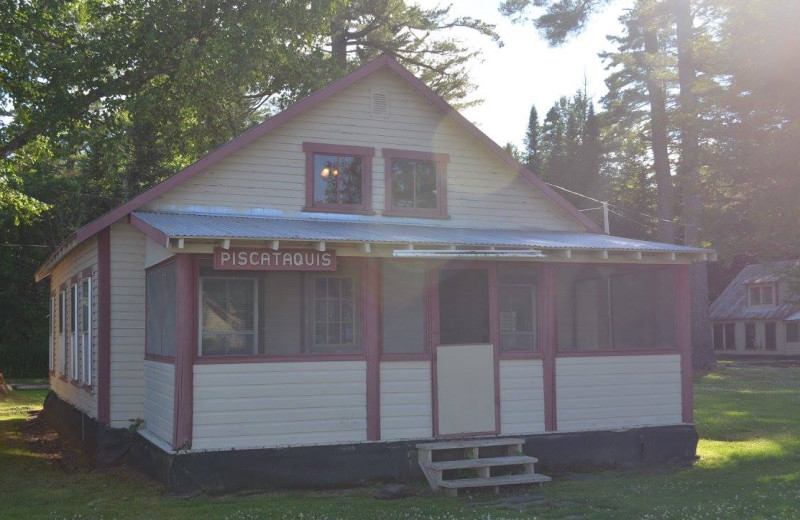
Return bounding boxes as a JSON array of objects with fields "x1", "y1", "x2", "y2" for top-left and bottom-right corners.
[
  {"x1": 36, "y1": 54, "x2": 605, "y2": 281},
  {"x1": 710, "y1": 261, "x2": 800, "y2": 321}
]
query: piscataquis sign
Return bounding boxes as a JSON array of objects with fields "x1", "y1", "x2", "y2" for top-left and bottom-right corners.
[{"x1": 214, "y1": 248, "x2": 336, "y2": 271}]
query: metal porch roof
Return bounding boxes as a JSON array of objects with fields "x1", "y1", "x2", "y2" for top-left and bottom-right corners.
[{"x1": 132, "y1": 211, "x2": 711, "y2": 254}]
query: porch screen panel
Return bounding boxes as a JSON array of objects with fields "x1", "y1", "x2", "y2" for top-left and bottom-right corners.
[
  {"x1": 439, "y1": 269, "x2": 489, "y2": 345},
  {"x1": 724, "y1": 323, "x2": 736, "y2": 350},
  {"x1": 146, "y1": 262, "x2": 176, "y2": 357},
  {"x1": 765, "y1": 322, "x2": 777, "y2": 351},
  {"x1": 557, "y1": 265, "x2": 676, "y2": 351},
  {"x1": 201, "y1": 277, "x2": 257, "y2": 356},
  {"x1": 262, "y1": 272, "x2": 303, "y2": 354},
  {"x1": 498, "y1": 264, "x2": 537, "y2": 352},
  {"x1": 382, "y1": 262, "x2": 425, "y2": 354}
]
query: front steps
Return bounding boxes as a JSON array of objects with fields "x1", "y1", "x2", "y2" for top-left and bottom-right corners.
[{"x1": 416, "y1": 437, "x2": 551, "y2": 497}]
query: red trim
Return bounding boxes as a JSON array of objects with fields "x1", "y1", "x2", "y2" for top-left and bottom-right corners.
[
  {"x1": 539, "y1": 264, "x2": 557, "y2": 432},
  {"x1": 364, "y1": 258, "x2": 381, "y2": 441},
  {"x1": 382, "y1": 148, "x2": 449, "y2": 219},
  {"x1": 676, "y1": 264, "x2": 693, "y2": 423},
  {"x1": 488, "y1": 263, "x2": 502, "y2": 435},
  {"x1": 194, "y1": 353, "x2": 365, "y2": 364},
  {"x1": 172, "y1": 254, "x2": 196, "y2": 450},
  {"x1": 380, "y1": 353, "x2": 430, "y2": 361},
  {"x1": 130, "y1": 213, "x2": 170, "y2": 247},
  {"x1": 145, "y1": 353, "x2": 175, "y2": 364},
  {"x1": 556, "y1": 349, "x2": 679, "y2": 357},
  {"x1": 70, "y1": 274, "x2": 79, "y2": 284},
  {"x1": 97, "y1": 227, "x2": 111, "y2": 425},
  {"x1": 81, "y1": 267, "x2": 93, "y2": 278},
  {"x1": 499, "y1": 351, "x2": 544, "y2": 360},
  {"x1": 303, "y1": 142, "x2": 374, "y2": 214}
]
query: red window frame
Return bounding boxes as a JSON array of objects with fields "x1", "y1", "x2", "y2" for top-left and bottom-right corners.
[
  {"x1": 382, "y1": 148, "x2": 449, "y2": 219},
  {"x1": 303, "y1": 142, "x2": 375, "y2": 215}
]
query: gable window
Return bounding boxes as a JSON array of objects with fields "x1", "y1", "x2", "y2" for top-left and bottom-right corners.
[
  {"x1": 748, "y1": 284, "x2": 776, "y2": 306},
  {"x1": 303, "y1": 142, "x2": 374, "y2": 214},
  {"x1": 383, "y1": 149, "x2": 448, "y2": 218},
  {"x1": 787, "y1": 322, "x2": 800, "y2": 344}
]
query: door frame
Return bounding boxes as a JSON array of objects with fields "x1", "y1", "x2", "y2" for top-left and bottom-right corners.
[{"x1": 428, "y1": 261, "x2": 501, "y2": 438}]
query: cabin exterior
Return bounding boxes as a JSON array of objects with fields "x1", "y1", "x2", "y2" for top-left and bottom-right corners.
[
  {"x1": 710, "y1": 262, "x2": 800, "y2": 356},
  {"x1": 36, "y1": 56, "x2": 710, "y2": 492}
]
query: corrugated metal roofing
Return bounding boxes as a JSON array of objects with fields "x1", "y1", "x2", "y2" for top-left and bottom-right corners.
[
  {"x1": 133, "y1": 211, "x2": 711, "y2": 254},
  {"x1": 787, "y1": 309, "x2": 800, "y2": 322},
  {"x1": 710, "y1": 262, "x2": 800, "y2": 321}
]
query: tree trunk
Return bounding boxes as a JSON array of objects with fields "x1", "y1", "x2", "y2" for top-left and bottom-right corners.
[
  {"x1": 674, "y1": 0, "x2": 714, "y2": 370},
  {"x1": 643, "y1": 29, "x2": 676, "y2": 244}
]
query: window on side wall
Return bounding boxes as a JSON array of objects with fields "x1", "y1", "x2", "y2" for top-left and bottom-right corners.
[
  {"x1": 556, "y1": 265, "x2": 676, "y2": 351},
  {"x1": 498, "y1": 264, "x2": 538, "y2": 352},
  {"x1": 81, "y1": 277, "x2": 92, "y2": 385},
  {"x1": 58, "y1": 289, "x2": 66, "y2": 375},
  {"x1": 745, "y1": 322, "x2": 757, "y2": 350},
  {"x1": 383, "y1": 149, "x2": 448, "y2": 218},
  {"x1": 198, "y1": 260, "x2": 363, "y2": 357},
  {"x1": 146, "y1": 262, "x2": 177, "y2": 358},
  {"x1": 71, "y1": 284, "x2": 79, "y2": 381},
  {"x1": 724, "y1": 323, "x2": 736, "y2": 350},
  {"x1": 303, "y1": 142, "x2": 374, "y2": 214},
  {"x1": 49, "y1": 295, "x2": 55, "y2": 372}
]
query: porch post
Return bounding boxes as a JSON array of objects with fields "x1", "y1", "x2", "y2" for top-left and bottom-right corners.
[
  {"x1": 539, "y1": 264, "x2": 557, "y2": 432},
  {"x1": 172, "y1": 253, "x2": 196, "y2": 450},
  {"x1": 676, "y1": 264, "x2": 694, "y2": 423},
  {"x1": 364, "y1": 258, "x2": 381, "y2": 441}
]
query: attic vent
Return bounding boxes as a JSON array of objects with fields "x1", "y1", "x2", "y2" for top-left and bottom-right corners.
[{"x1": 371, "y1": 89, "x2": 389, "y2": 119}]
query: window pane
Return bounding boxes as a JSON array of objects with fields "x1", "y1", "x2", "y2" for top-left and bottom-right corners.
[
  {"x1": 765, "y1": 322, "x2": 777, "y2": 351},
  {"x1": 439, "y1": 269, "x2": 489, "y2": 345},
  {"x1": 415, "y1": 160, "x2": 437, "y2": 209},
  {"x1": 382, "y1": 262, "x2": 425, "y2": 354},
  {"x1": 499, "y1": 285, "x2": 537, "y2": 352},
  {"x1": 725, "y1": 323, "x2": 736, "y2": 350},
  {"x1": 787, "y1": 323, "x2": 800, "y2": 343},
  {"x1": 713, "y1": 324, "x2": 724, "y2": 351},
  {"x1": 82, "y1": 280, "x2": 90, "y2": 330},
  {"x1": 309, "y1": 269, "x2": 359, "y2": 352},
  {"x1": 201, "y1": 278, "x2": 256, "y2": 356},
  {"x1": 557, "y1": 266, "x2": 675, "y2": 350},
  {"x1": 745, "y1": 322, "x2": 757, "y2": 350},
  {"x1": 762, "y1": 286, "x2": 774, "y2": 305},
  {"x1": 263, "y1": 272, "x2": 302, "y2": 355},
  {"x1": 313, "y1": 154, "x2": 362, "y2": 205},
  {"x1": 749, "y1": 286, "x2": 762, "y2": 305},
  {"x1": 391, "y1": 159, "x2": 415, "y2": 208}
]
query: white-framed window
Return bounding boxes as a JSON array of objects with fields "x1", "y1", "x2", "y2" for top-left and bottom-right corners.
[
  {"x1": 787, "y1": 322, "x2": 800, "y2": 344},
  {"x1": 199, "y1": 277, "x2": 258, "y2": 356},
  {"x1": 59, "y1": 289, "x2": 66, "y2": 375},
  {"x1": 71, "y1": 284, "x2": 79, "y2": 381},
  {"x1": 49, "y1": 295, "x2": 55, "y2": 372},
  {"x1": 748, "y1": 284, "x2": 776, "y2": 306},
  {"x1": 81, "y1": 277, "x2": 92, "y2": 386}
]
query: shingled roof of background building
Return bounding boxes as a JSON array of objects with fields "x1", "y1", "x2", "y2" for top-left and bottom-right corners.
[{"x1": 710, "y1": 261, "x2": 800, "y2": 321}]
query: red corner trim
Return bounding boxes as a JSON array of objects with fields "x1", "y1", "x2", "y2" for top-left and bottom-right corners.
[
  {"x1": 172, "y1": 254, "x2": 196, "y2": 450},
  {"x1": 97, "y1": 227, "x2": 111, "y2": 425},
  {"x1": 539, "y1": 264, "x2": 557, "y2": 432},
  {"x1": 364, "y1": 258, "x2": 381, "y2": 441},
  {"x1": 676, "y1": 264, "x2": 693, "y2": 423},
  {"x1": 36, "y1": 55, "x2": 600, "y2": 282}
]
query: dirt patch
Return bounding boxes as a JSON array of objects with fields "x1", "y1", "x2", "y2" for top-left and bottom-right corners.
[{"x1": 19, "y1": 410, "x2": 91, "y2": 474}]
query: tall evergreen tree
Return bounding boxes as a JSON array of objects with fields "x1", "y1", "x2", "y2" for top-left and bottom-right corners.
[{"x1": 523, "y1": 106, "x2": 541, "y2": 174}]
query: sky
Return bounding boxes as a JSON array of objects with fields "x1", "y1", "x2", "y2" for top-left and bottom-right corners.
[{"x1": 412, "y1": 0, "x2": 632, "y2": 148}]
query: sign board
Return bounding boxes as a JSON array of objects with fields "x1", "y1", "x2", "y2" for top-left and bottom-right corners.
[{"x1": 214, "y1": 248, "x2": 336, "y2": 271}]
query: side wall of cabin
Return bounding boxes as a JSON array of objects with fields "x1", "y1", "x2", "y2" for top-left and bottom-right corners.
[{"x1": 49, "y1": 237, "x2": 99, "y2": 418}]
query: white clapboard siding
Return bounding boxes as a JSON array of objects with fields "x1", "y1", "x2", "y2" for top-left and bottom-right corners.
[
  {"x1": 143, "y1": 360, "x2": 174, "y2": 444},
  {"x1": 49, "y1": 237, "x2": 98, "y2": 418},
  {"x1": 143, "y1": 69, "x2": 582, "y2": 232},
  {"x1": 380, "y1": 361, "x2": 432, "y2": 441},
  {"x1": 109, "y1": 222, "x2": 146, "y2": 427},
  {"x1": 499, "y1": 360, "x2": 545, "y2": 435},
  {"x1": 556, "y1": 355, "x2": 682, "y2": 432},
  {"x1": 192, "y1": 361, "x2": 367, "y2": 450}
]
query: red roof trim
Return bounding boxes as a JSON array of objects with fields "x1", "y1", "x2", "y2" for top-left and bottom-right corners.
[{"x1": 39, "y1": 54, "x2": 600, "y2": 279}]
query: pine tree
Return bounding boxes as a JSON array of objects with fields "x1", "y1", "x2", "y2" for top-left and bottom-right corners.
[{"x1": 523, "y1": 106, "x2": 541, "y2": 175}]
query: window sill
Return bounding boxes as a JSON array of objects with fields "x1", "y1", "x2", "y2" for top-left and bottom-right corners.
[
  {"x1": 302, "y1": 206, "x2": 375, "y2": 216},
  {"x1": 380, "y1": 353, "x2": 430, "y2": 361},
  {"x1": 556, "y1": 348, "x2": 679, "y2": 357},
  {"x1": 499, "y1": 351, "x2": 543, "y2": 360},
  {"x1": 381, "y1": 210, "x2": 450, "y2": 220},
  {"x1": 145, "y1": 353, "x2": 175, "y2": 364},
  {"x1": 195, "y1": 353, "x2": 365, "y2": 364}
]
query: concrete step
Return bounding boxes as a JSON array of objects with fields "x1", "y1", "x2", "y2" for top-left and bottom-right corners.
[
  {"x1": 425, "y1": 455, "x2": 538, "y2": 471},
  {"x1": 416, "y1": 437, "x2": 524, "y2": 451},
  {"x1": 438, "y1": 472, "x2": 552, "y2": 497}
]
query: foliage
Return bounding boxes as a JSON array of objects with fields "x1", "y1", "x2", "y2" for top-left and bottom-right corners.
[{"x1": 4, "y1": 365, "x2": 800, "y2": 518}]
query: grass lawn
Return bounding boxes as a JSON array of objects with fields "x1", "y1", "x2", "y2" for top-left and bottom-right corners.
[{"x1": 2, "y1": 364, "x2": 800, "y2": 519}]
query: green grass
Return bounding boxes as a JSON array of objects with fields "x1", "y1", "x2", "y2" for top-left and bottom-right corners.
[{"x1": 2, "y1": 365, "x2": 800, "y2": 519}]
